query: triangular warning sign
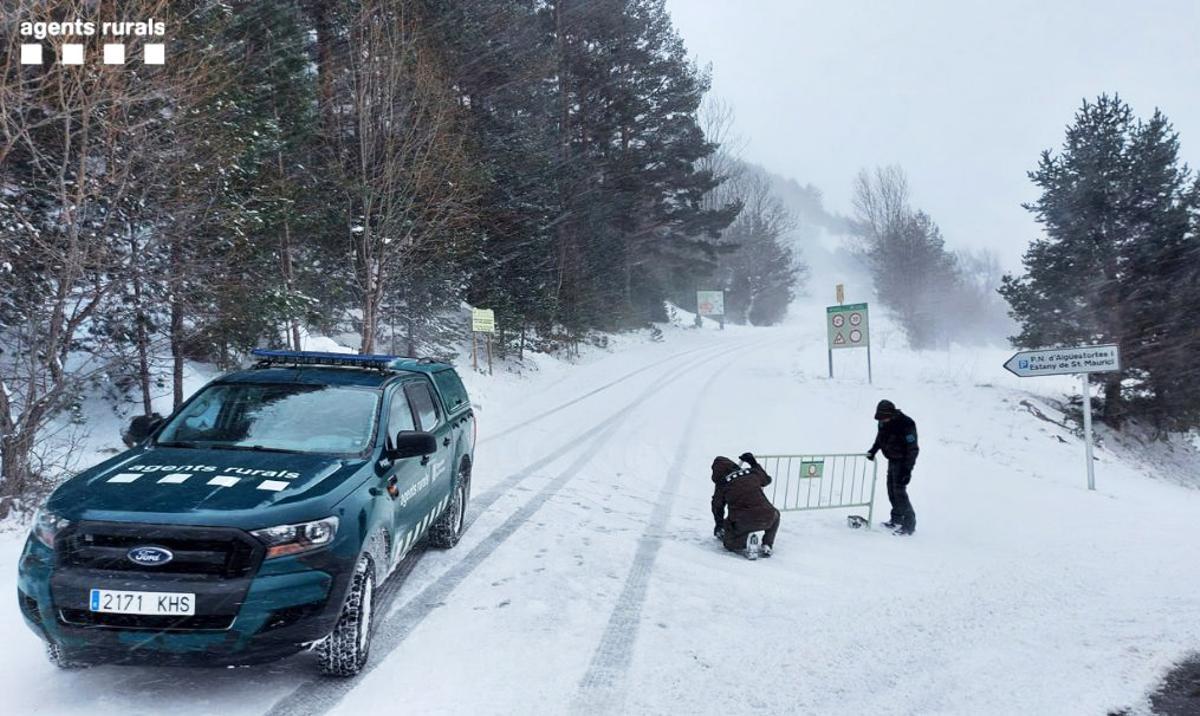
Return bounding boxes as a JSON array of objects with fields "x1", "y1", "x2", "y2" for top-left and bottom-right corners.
[{"x1": 833, "y1": 332, "x2": 846, "y2": 345}]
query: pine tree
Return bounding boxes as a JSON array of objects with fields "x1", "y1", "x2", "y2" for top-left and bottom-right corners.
[
  {"x1": 548, "y1": 0, "x2": 738, "y2": 331},
  {"x1": 423, "y1": 0, "x2": 561, "y2": 350},
  {"x1": 1000, "y1": 95, "x2": 1200, "y2": 429},
  {"x1": 711, "y1": 172, "x2": 803, "y2": 326}
]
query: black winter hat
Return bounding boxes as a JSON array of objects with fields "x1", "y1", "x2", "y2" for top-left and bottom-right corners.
[{"x1": 874, "y1": 400, "x2": 896, "y2": 420}]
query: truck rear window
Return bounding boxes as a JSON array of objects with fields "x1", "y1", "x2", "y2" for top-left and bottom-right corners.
[{"x1": 156, "y1": 383, "x2": 379, "y2": 454}]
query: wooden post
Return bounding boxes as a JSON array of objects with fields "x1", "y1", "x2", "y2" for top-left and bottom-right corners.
[
  {"x1": 471, "y1": 331, "x2": 478, "y2": 372},
  {"x1": 486, "y1": 334, "x2": 493, "y2": 376}
]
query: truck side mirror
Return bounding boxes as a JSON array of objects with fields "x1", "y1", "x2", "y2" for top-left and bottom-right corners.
[
  {"x1": 124, "y1": 413, "x2": 164, "y2": 447},
  {"x1": 386, "y1": 431, "x2": 437, "y2": 460}
]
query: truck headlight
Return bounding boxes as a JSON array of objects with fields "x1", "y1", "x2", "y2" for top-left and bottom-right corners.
[
  {"x1": 251, "y1": 517, "x2": 339, "y2": 558},
  {"x1": 31, "y1": 508, "x2": 71, "y2": 548}
]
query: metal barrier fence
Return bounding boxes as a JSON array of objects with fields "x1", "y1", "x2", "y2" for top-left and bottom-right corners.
[{"x1": 756, "y1": 453, "x2": 878, "y2": 525}]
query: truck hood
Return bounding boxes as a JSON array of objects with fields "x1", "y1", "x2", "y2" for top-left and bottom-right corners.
[{"x1": 47, "y1": 447, "x2": 371, "y2": 524}]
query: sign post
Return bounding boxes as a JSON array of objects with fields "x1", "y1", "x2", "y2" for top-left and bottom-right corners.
[
  {"x1": 470, "y1": 308, "x2": 497, "y2": 375},
  {"x1": 826, "y1": 303, "x2": 871, "y2": 383},
  {"x1": 1080, "y1": 373, "x2": 1094, "y2": 490},
  {"x1": 696, "y1": 290, "x2": 725, "y2": 330},
  {"x1": 1003, "y1": 344, "x2": 1120, "y2": 490}
]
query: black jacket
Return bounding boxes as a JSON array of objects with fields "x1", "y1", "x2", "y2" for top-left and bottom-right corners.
[
  {"x1": 869, "y1": 411, "x2": 919, "y2": 470},
  {"x1": 711, "y1": 457, "x2": 776, "y2": 529}
]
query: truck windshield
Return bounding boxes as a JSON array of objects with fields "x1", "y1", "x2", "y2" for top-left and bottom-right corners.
[{"x1": 156, "y1": 383, "x2": 379, "y2": 455}]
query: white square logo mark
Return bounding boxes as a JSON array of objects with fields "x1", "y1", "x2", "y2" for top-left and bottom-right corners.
[
  {"x1": 144, "y1": 43, "x2": 165, "y2": 65},
  {"x1": 20, "y1": 44, "x2": 43, "y2": 65},
  {"x1": 62, "y1": 44, "x2": 84, "y2": 65},
  {"x1": 103, "y1": 44, "x2": 125, "y2": 65}
]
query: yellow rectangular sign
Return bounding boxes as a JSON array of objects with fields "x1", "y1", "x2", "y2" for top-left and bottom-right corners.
[{"x1": 471, "y1": 308, "x2": 496, "y2": 334}]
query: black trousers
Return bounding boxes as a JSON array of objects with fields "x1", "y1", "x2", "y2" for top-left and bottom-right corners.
[
  {"x1": 722, "y1": 508, "x2": 781, "y2": 551},
  {"x1": 886, "y1": 461, "x2": 916, "y2": 532}
]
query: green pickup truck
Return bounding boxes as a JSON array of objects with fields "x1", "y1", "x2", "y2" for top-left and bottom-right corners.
[{"x1": 17, "y1": 349, "x2": 475, "y2": 676}]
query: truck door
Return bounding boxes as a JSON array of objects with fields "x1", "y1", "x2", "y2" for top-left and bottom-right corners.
[
  {"x1": 404, "y1": 379, "x2": 454, "y2": 519},
  {"x1": 383, "y1": 384, "x2": 427, "y2": 561}
]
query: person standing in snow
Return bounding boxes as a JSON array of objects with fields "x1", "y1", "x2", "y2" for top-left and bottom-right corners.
[
  {"x1": 711, "y1": 452, "x2": 781, "y2": 557},
  {"x1": 866, "y1": 399, "x2": 919, "y2": 535}
]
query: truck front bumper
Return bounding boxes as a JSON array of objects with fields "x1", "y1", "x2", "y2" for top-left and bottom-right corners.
[{"x1": 17, "y1": 537, "x2": 353, "y2": 666}]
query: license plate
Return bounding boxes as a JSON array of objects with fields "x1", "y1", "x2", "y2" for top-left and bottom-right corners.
[{"x1": 89, "y1": 589, "x2": 196, "y2": 616}]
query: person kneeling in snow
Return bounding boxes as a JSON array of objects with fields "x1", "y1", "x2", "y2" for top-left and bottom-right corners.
[{"x1": 711, "y1": 453, "x2": 781, "y2": 558}]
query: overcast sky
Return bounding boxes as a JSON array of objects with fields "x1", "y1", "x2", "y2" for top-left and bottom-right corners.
[{"x1": 665, "y1": 0, "x2": 1200, "y2": 269}]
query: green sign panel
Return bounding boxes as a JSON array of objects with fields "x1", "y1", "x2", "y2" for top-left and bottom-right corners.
[
  {"x1": 827, "y1": 303, "x2": 869, "y2": 350},
  {"x1": 799, "y1": 460, "x2": 824, "y2": 479}
]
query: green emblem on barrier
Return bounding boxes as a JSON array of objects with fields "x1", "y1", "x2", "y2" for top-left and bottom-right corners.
[{"x1": 799, "y1": 460, "x2": 824, "y2": 478}]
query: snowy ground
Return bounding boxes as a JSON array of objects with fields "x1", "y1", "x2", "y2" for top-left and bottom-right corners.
[{"x1": 3, "y1": 305, "x2": 1199, "y2": 715}]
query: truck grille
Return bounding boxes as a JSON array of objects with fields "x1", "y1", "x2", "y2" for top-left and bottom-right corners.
[
  {"x1": 58, "y1": 522, "x2": 263, "y2": 579},
  {"x1": 58, "y1": 609, "x2": 235, "y2": 631}
]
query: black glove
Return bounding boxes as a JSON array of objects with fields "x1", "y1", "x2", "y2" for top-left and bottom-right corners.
[
  {"x1": 866, "y1": 449, "x2": 876, "y2": 461},
  {"x1": 739, "y1": 452, "x2": 757, "y2": 465},
  {"x1": 713, "y1": 525, "x2": 725, "y2": 540}
]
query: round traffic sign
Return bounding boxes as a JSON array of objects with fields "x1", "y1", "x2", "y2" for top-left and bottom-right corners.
[
  {"x1": 849, "y1": 312, "x2": 862, "y2": 326},
  {"x1": 849, "y1": 329, "x2": 862, "y2": 343},
  {"x1": 831, "y1": 314, "x2": 845, "y2": 328}
]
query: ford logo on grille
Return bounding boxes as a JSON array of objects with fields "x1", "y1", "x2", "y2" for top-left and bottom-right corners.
[{"x1": 127, "y1": 546, "x2": 174, "y2": 567}]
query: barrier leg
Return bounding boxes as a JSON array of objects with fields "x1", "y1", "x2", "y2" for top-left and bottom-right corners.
[{"x1": 866, "y1": 460, "x2": 878, "y2": 527}]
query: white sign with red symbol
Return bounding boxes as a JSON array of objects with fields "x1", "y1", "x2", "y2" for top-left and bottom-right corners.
[
  {"x1": 827, "y1": 303, "x2": 869, "y2": 350},
  {"x1": 696, "y1": 290, "x2": 724, "y2": 317}
]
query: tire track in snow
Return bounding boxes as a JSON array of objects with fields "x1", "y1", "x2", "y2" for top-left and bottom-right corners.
[
  {"x1": 572, "y1": 351, "x2": 740, "y2": 714},
  {"x1": 479, "y1": 342, "x2": 713, "y2": 444},
  {"x1": 264, "y1": 340, "x2": 760, "y2": 716},
  {"x1": 467, "y1": 342, "x2": 739, "y2": 527},
  {"x1": 371, "y1": 343, "x2": 731, "y2": 635}
]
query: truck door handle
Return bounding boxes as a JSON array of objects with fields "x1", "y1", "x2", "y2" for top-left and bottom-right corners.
[
  {"x1": 442, "y1": 437, "x2": 451, "y2": 447},
  {"x1": 385, "y1": 475, "x2": 399, "y2": 499},
  {"x1": 421, "y1": 455, "x2": 430, "y2": 466}
]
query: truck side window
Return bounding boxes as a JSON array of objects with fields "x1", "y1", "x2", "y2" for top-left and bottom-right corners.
[
  {"x1": 405, "y1": 382, "x2": 440, "y2": 431},
  {"x1": 387, "y1": 389, "x2": 417, "y2": 447},
  {"x1": 432, "y1": 370, "x2": 469, "y2": 412}
]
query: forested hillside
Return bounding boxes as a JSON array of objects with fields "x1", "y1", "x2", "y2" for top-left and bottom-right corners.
[{"x1": 1, "y1": 0, "x2": 802, "y2": 511}]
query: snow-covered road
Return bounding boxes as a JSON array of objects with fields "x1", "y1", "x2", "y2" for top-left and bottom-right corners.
[{"x1": 4, "y1": 315, "x2": 1200, "y2": 715}]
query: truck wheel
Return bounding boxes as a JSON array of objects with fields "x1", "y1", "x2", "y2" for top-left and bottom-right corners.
[
  {"x1": 45, "y1": 642, "x2": 89, "y2": 669},
  {"x1": 428, "y1": 467, "x2": 469, "y2": 549},
  {"x1": 316, "y1": 556, "x2": 375, "y2": 677}
]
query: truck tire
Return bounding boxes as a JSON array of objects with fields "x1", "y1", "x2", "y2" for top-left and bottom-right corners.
[
  {"x1": 428, "y1": 465, "x2": 469, "y2": 549},
  {"x1": 316, "y1": 556, "x2": 375, "y2": 677},
  {"x1": 45, "y1": 642, "x2": 89, "y2": 669}
]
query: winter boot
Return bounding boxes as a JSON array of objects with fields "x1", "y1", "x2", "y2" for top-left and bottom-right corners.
[
  {"x1": 745, "y1": 531, "x2": 764, "y2": 560},
  {"x1": 881, "y1": 521, "x2": 899, "y2": 530},
  {"x1": 761, "y1": 544, "x2": 773, "y2": 558}
]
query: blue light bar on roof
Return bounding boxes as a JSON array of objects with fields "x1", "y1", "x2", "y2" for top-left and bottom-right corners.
[{"x1": 250, "y1": 349, "x2": 407, "y2": 369}]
